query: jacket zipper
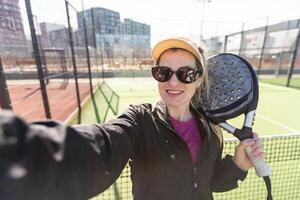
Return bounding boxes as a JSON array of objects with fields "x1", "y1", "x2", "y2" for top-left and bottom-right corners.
[
  {"x1": 158, "y1": 119, "x2": 194, "y2": 162},
  {"x1": 158, "y1": 119, "x2": 198, "y2": 200}
]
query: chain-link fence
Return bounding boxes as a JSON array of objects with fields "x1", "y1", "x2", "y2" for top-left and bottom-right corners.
[
  {"x1": 0, "y1": 0, "x2": 106, "y2": 122},
  {"x1": 92, "y1": 134, "x2": 300, "y2": 200},
  {"x1": 204, "y1": 18, "x2": 300, "y2": 89}
]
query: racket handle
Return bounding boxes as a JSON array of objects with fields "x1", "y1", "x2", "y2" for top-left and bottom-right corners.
[{"x1": 246, "y1": 147, "x2": 272, "y2": 177}]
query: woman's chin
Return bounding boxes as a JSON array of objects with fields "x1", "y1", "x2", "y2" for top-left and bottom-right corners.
[{"x1": 164, "y1": 100, "x2": 186, "y2": 109}]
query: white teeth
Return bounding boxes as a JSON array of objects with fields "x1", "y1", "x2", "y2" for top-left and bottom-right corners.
[{"x1": 167, "y1": 90, "x2": 182, "y2": 94}]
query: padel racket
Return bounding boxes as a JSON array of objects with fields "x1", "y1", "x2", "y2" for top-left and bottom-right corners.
[{"x1": 196, "y1": 53, "x2": 272, "y2": 200}]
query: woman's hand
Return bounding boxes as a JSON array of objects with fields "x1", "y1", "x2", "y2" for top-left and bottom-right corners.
[{"x1": 233, "y1": 133, "x2": 265, "y2": 171}]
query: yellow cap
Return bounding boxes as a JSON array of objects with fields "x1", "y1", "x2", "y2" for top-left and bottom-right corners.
[{"x1": 151, "y1": 37, "x2": 204, "y2": 67}]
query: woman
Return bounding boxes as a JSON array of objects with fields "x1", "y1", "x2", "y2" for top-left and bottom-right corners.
[{"x1": 0, "y1": 37, "x2": 264, "y2": 200}]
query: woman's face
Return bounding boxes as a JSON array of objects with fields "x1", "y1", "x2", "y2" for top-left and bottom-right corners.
[{"x1": 157, "y1": 49, "x2": 202, "y2": 111}]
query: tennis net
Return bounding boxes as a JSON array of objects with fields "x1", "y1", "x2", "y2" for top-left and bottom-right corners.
[{"x1": 92, "y1": 133, "x2": 300, "y2": 200}]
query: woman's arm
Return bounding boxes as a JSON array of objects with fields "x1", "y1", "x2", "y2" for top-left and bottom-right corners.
[
  {"x1": 211, "y1": 136, "x2": 263, "y2": 192},
  {"x1": 0, "y1": 105, "x2": 144, "y2": 200},
  {"x1": 210, "y1": 144, "x2": 248, "y2": 192}
]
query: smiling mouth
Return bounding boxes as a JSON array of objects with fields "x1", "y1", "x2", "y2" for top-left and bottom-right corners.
[{"x1": 166, "y1": 90, "x2": 183, "y2": 95}]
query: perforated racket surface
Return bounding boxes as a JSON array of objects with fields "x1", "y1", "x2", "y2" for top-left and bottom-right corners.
[{"x1": 199, "y1": 53, "x2": 257, "y2": 126}]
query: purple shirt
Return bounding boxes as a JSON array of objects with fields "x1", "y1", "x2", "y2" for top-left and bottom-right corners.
[{"x1": 170, "y1": 116, "x2": 201, "y2": 163}]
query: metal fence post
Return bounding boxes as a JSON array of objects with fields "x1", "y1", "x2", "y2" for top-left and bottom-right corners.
[
  {"x1": 257, "y1": 17, "x2": 269, "y2": 77},
  {"x1": 275, "y1": 52, "x2": 283, "y2": 77},
  {"x1": 41, "y1": 50, "x2": 49, "y2": 84},
  {"x1": 82, "y1": 11, "x2": 93, "y2": 93},
  {"x1": 25, "y1": 0, "x2": 51, "y2": 118},
  {"x1": 0, "y1": 56, "x2": 12, "y2": 110},
  {"x1": 238, "y1": 22, "x2": 245, "y2": 56},
  {"x1": 65, "y1": 0, "x2": 81, "y2": 110},
  {"x1": 223, "y1": 35, "x2": 228, "y2": 53},
  {"x1": 91, "y1": 8, "x2": 104, "y2": 81},
  {"x1": 91, "y1": 8, "x2": 99, "y2": 83},
  {"x1": 286, "y1": 27, "x2": 300, "y2": 87}
]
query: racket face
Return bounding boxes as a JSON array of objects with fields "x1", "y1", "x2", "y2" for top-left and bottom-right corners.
[{"x1": 198, "y1": 53, "x2": 258, "y2": 123}]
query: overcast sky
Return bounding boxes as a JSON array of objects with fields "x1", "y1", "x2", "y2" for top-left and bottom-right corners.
[{"x1": 20, "y1": 0, "x2": 300, "y2": 46}]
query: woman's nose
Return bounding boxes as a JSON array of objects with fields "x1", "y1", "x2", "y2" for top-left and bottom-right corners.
[{"x1": 168, "y1": 73, "x2": 180, "y2": 86}]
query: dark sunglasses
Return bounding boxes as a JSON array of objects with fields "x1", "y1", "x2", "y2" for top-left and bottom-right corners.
[{"x1": 151, "y1": 66, "x2": 203, "y2": 84}]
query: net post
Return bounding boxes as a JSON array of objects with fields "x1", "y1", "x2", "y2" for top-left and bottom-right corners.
[
  {"x1": 65, "y1": 0, "x2": 81, "y2": 111},
  {"x1": 286, "y1": 27, "x2": 300, "y2": 87},
  {"x1": 0, "y1": 56, "x2": 12, "y2": 110},
  {"x1": 25, "y1": 0, "x2": 51, "y2": 119},
  {"x1": 257, "y1": 17, "x2": 269, "y2": 77}
]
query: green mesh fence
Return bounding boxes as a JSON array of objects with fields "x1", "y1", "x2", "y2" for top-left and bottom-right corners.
[
  {"x1": 91, "y1": 134, "x2": 300, "y2": 200},
  {"x1": 99, "y1": 81, "x2": 120, "y2": 115},
  {"x1": 68, "y1": 81, "x2": 120, "y2": 125}
]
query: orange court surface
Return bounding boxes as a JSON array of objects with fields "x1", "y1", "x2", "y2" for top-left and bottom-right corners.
[{"x1": 7, "y1": 81, "x2": 90, "y2": 122}]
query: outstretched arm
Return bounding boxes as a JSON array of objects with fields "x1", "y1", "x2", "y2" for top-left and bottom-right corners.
[{"x1": 0, "y1": 105, "x2": 142, "y2": 200}]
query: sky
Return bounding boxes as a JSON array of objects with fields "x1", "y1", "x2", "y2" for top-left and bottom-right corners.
[{"x1": 19, "y1": 0, "x2": 300, "y2": 46}]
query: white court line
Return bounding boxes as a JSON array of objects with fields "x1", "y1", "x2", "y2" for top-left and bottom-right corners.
[
  {"x1": 260, "y1": 82, "x2": 300, "y2": 93},
  {"x1": 256, "y1": 113, "x2": 299, "y2": 133},
  {"x1": 258, "y1": 82, "x2": 299, "y2": 132}
]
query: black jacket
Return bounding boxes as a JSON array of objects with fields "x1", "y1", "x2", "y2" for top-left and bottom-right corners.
[{"x1": 0, "y1": 101, "x2": 247, "y2": 200}]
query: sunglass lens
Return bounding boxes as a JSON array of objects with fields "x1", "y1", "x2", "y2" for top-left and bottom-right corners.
[
  {"x1": 152, "y1": 67, "x2": 172, "y2": 82},
  {"x1": 176, "y1": 67, "x2": 197, "y2": 83}
]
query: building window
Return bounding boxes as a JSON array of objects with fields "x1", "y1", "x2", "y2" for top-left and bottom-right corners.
[
  {"x1": 7, "y1": 17, "x2": 15, "y2": 30},
  {"x1": 4, "y1": 5, "x2": 10, "y2": 10}
]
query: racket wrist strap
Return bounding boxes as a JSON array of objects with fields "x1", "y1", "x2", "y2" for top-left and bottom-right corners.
[{"x1": 264, "y1": 176, "x2": 272, "y2": 200}]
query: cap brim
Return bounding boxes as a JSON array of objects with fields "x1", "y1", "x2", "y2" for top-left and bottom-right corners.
[{"x1": 151, "y1": 38, "x2": 203, "y2": 64}]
